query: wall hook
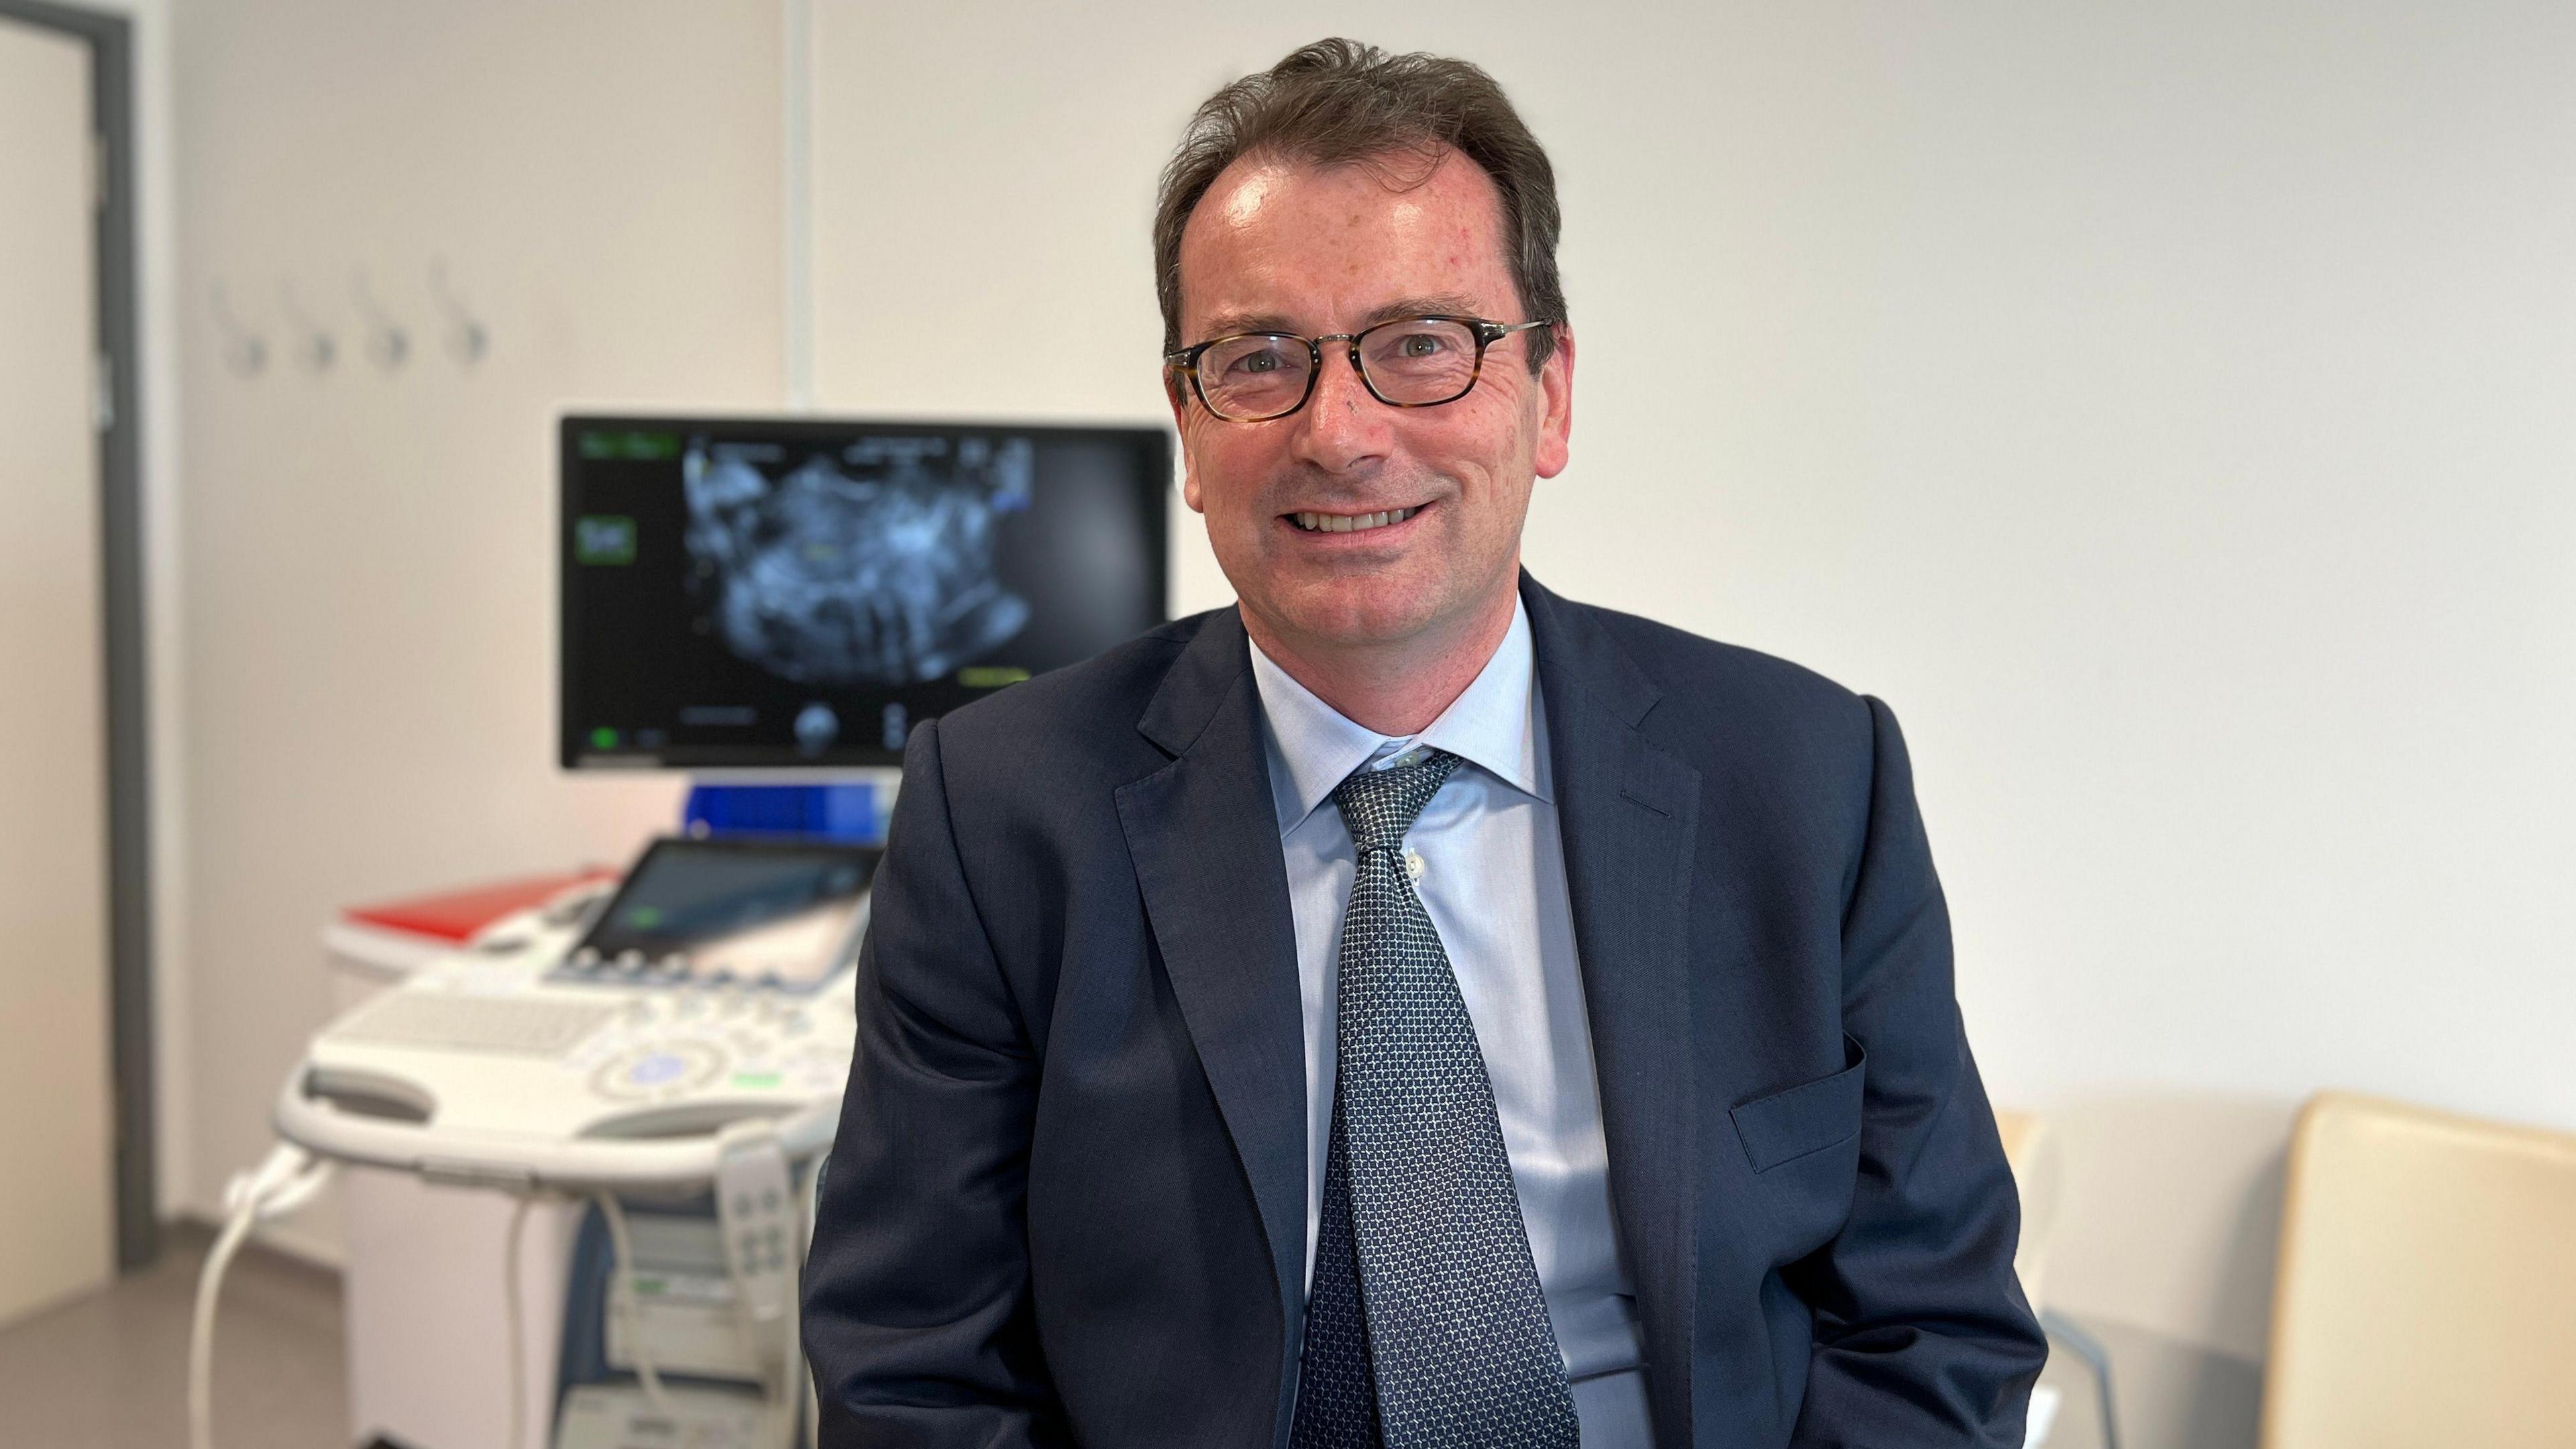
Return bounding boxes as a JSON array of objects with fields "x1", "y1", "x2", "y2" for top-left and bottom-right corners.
[
  {"x1": 210, "y1": 281, "x2": 268, "y2": 378},
  {"x1": 352, "y1": 270, "x2": 409, "y2": 371},
  {"x1": 277, "y1": 280, "x2": 337, "y2": 373},
  {"x1": 428, "y1": 258, "x2": 488, "y2": 366}
]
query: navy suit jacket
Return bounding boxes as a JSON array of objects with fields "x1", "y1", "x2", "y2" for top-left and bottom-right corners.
[{"x1": 803, "y1": 575, "x2": 2045, "y2": 1448}]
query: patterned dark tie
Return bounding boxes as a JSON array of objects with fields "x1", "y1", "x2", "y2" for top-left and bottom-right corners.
[{"x1": 1289, "y1": 747, "x2": 1582, "y2": 1449}]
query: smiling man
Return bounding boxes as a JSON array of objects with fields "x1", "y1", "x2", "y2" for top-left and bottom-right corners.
[{"x1": 803, "y1": 38, "x2": 2046, "y2": 1449}]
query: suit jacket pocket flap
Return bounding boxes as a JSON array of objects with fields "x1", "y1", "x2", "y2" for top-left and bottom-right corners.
[{"x1": 1729, "y1": 1034, "x2": 1866, "y2": 1173}]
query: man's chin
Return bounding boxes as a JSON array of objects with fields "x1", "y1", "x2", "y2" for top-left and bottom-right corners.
[{"x1": 1249, "y1": 576, "x2": 1449, "y2": 651}]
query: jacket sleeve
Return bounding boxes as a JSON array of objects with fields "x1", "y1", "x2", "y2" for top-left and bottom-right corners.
[
  {"x1": 1786, "y1": 696, "x2": 2049, "y2": 1448},
  {"x1": 802, "y1": 718, "x2": 1069, "y2": 1447}
]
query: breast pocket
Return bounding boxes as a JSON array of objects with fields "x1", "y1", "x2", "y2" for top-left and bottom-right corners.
[{"x1": 1729, "y1": 1034, "x2": 1866, "y2": 1173}]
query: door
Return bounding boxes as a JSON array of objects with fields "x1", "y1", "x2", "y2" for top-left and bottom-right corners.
[{"x1": 0, "y1": 15, "x2": 117, "y2": 1327}]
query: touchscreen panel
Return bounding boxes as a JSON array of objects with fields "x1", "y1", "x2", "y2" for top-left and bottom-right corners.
[{"x1": 569, "y1": 839, "x2": 879, "y2": 988}]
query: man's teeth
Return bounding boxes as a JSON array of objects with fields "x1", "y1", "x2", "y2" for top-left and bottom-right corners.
[{"x1": 1291, "y1": 506, "x2": 1419, "y2": 533}]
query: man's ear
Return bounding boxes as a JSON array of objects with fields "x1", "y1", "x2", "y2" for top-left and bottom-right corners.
[
  {"x1": 1533, "y1": 323, "x2": 1575, "y2": 480},
  {"x1": 1166, "y1": 368, "x2": 1207, "y2": 513}
]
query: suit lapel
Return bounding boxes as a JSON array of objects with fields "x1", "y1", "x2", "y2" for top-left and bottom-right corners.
[
  {"x1": 1526, "y1": 576, "x2": 1703, "y2": 1449},
  {"x1": 1112, "y1": 610, "x2": 1311, "y2": 1371}
]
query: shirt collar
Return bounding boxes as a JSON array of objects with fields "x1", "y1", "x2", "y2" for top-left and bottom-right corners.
[{"x1": 1248, "y1": 595, "x2": 1547, "y2": 839}]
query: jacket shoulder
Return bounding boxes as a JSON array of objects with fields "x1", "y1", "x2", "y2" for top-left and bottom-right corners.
[
  {"x1": 1554, "y1": 597, "x2": 1886, "y2": 885},
  {"x1": 912, "y1": 610, "x2": 1210, "y2": 782},
  {"x1": 1573, "y1": 600, "x2": 1872, "y2": 741}
]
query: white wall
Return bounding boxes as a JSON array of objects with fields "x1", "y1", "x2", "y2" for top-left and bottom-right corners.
[
  {"x1": 164, "y1": 1, "x2": 2576, "y2": 1434},
  {"x1": 171, "y1": 0, "x2": 780, "y2": 1244}
]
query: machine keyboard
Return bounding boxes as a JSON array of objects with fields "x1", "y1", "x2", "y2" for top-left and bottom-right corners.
[{"x1": 330, "y1": 992, "x2": 616, "y2": 1059}]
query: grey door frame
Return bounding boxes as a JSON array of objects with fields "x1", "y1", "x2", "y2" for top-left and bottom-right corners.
[{"x1": 0, "y1": 0, "x2": 156, "y2": 1272}]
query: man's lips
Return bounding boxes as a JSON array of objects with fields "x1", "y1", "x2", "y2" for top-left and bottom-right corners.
[{"x1": 1282, "y1": 502, "x2": 1428, "y2": 535}]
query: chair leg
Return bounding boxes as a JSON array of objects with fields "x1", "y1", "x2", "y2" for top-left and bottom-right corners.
[{"x1": 2039, "y1": 1310, "x2": 2120, "y2": 1449}]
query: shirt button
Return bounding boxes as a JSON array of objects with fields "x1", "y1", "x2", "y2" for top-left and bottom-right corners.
[{"x1": 1404, "y1": 848, "x2": 1426, "y2": 881}]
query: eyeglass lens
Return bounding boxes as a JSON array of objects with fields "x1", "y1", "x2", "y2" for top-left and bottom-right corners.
[{"x1": 1196, "y1": 318, "x2": 1483, "y2": 420}]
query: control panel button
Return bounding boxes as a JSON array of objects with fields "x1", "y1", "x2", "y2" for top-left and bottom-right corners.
[
  {"x1": 632, "y1": 1053, "x2": 688, "y2": 1086},
  {"x1": 589, "y1": 1040, "x2": 727, "y2": 1101}
]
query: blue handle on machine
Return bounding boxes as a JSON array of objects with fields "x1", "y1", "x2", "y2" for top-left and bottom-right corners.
[{"x1": 682, "y1": 782, "x2": 883, "y2": 843}]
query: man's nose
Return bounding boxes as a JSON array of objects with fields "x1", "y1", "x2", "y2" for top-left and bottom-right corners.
[{"x1": 1289, "y1": 345, "x2": 1389, "y2": 472}]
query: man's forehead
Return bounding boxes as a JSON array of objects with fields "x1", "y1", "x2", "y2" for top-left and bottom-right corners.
[{"x1": 1176, "y1": 146, "x2": 1516, "y2": 331}]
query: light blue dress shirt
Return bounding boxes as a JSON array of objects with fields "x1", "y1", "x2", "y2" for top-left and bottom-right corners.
[{"x1": 1248, "y1": 598, "x2": 1653, "y2": 1448}]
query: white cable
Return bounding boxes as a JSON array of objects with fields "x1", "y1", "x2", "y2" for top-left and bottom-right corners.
[
  {"x1": 189, "y1": 1145, "x2": 333, "y2": 1449},
  {"x1": 593, "y1": 1192, "x2": 676, "y2": 1417},
  {"x1": 187, "y1": 1193, "x2": 259, "y2": 1449}
]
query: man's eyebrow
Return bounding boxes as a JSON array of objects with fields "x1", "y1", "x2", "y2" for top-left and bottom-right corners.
[
  {"x1": 1355, "y1": 294, "x2": 1483, "y2": 328},
  {"x1": 1192, "y1": 310, "x2": 1300, "y2": 341},
  {"x1": 1186, "y1": 294, "x2": 1493, "y2": 346}
]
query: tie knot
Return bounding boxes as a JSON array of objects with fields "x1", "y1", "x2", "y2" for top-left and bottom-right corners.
[{"x1": 1332, "y1": 747, "x2": 1462, "y2": 854}]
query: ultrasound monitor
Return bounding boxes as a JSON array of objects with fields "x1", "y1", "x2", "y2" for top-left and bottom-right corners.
[{"x1": 561, "y1": 415, "x2": 1170, "y2": 770}]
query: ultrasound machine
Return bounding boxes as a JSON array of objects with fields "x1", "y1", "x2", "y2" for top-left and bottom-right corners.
[{"x1": 190, "y1": 416, "x2": 1169, "y2": 1449}]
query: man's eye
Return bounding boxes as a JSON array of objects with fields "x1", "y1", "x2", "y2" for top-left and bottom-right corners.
[
  {"x1": 1236, "y1": 351, "x2": 1281, "y2": 374},
  {"x1": 1399, "y1": 333, "x2": 1444, "y2": 357}
]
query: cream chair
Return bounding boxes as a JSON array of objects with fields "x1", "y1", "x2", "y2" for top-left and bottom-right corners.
[{"x1": 2261, "y1": 1091, "x2": 2576, "y2": 1449}]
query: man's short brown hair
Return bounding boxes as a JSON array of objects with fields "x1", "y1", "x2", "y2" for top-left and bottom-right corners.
[{"x1": 1153, "y1": 38, "x2": 1564, "y2": 370}]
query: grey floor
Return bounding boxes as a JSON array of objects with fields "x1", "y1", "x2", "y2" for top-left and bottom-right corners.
[{"x1": 0, "y1": 1224, "x2": 350, "y2": 1449}]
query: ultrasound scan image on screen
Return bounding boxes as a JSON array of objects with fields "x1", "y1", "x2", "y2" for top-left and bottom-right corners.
[
  {"x1": 562, "y1": 416, "x2": 1170, "y2": 770},
  {"x1": 685, "y1": 434, "x2": 1036, "y2": 688}
]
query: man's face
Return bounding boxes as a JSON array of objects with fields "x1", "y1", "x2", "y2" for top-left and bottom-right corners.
[{"x1": 1169, "y1": 148, "x2": 1574, "y2": 654}]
